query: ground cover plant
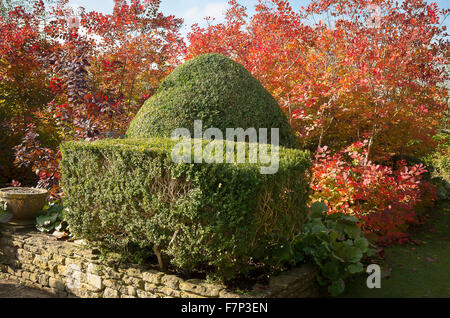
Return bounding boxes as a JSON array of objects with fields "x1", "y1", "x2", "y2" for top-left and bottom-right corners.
[{"x1": 293, "y1": 202, "x2": 376, "y2": 296}]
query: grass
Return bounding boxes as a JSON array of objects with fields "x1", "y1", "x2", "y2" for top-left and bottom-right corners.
[{"x1": 340, "y1": 200, "x2": 450, "y2": 298}]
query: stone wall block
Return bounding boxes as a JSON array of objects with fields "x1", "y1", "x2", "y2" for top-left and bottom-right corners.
[
  {"x1": 160, "y1": 274, "x2": 182, "y2": 290},
  {"x1": 103, "y1": 287, "x2": 120, "y2": 298},
  {"x1": 33, "y1": 254, "x2": 49, "y2": 270},
  {"x1": 123, "y1": 276, "x2": 144, "y2": 290},
  {"x1": 160, "y1": 286, "x2": 181, "y2": 298},
  {"x1": 103, "y1": 279, "x2": 121, "y2": 290},
  {"x1": 144, "y1": 282, "x2": 157, "y2": 292},
  {"x1": 86, "y1": 273, "x2": 103, "y2": 291},
  {"x1": 38, "y1": 274, "x2": 49, "y2": 287},
  {"x1": 142, "y1": 271, "x2": 161, "y2": 285},
  {"x1": 120, "y1": 285, "x2": 136, "y2": 297},
  {"x1": 16, "y1": 249, "x2": 33, "y2": 262}
]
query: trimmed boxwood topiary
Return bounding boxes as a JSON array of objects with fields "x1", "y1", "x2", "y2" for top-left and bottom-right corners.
[
  {"x1": 126, "y1": 53, "x2": 299, "y2": 149},
  {"x1": 60, "y1": 137, "x2": 311, "y2": 280}
]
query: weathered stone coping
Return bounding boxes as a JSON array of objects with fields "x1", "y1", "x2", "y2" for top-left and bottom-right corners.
[{"x1": 0, "y1": 227, "x2": 319, "y2": 298}]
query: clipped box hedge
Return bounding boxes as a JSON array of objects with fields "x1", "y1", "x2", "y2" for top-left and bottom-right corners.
[{"x1": 60, "y1": 138, "x2": 311, "y2": 280}]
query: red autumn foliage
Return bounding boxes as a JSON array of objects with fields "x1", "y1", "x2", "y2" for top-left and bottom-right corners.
[
  {"x1": 0, "y1": 0, "x2": 184, "y2": 197},
  {"x1": 187, "y1": 0, "x2": 449, "y2": 161},
  {"x1": 0, "y1": 1, "x2": 55, "y2": 187},
  {"x1": 14, "y1": 123, "x2": 61, "y2": 199},
  {"x1": 310, "y1": 141, "x2": 437, "y2": 243},
  {"x1": 186, "y1": 0, "x2": 447, "y2": 243},
  {"x1": 0, "y1": 0, "x2": 445, "y2": 245}
]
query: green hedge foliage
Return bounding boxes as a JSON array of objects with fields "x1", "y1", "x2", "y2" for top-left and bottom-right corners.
[
  {"x1": 60, "y1": 137, "x2": 311, "y2": 280},
  {"x1": 126, "y1": 53, "x2": 299, "y2": 149}
]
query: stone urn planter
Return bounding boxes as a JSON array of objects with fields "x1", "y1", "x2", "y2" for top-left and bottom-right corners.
[{"x1": 0, "y1": 187, "x2": 48, "y2": 227}]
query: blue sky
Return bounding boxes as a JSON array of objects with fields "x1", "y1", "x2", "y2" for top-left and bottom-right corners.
[{"x1": 68, "y1": 0, "x2": 450, "y2": 39}]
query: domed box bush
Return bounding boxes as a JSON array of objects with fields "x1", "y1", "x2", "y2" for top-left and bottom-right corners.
[{"x1": 127, "y1": 53, "x2": 299, "y2": 149}]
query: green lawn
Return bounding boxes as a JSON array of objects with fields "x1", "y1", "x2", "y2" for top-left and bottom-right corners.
[{"x1": 340, "y1": 200, "x2": 450, "y2": 298}]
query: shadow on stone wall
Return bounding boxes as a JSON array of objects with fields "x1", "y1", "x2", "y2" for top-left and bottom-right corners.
[{"x1": 0, "y1": 279, "x2": 56, "y2": 298}]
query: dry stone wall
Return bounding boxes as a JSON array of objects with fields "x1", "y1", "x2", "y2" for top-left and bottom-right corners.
[{"x1": 0, "y1": 227, "x2": 319, "y2": 298}]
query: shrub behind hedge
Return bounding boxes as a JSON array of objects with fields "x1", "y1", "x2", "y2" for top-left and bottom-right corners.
[{"x1": 60, "y1": 138, "x2": 311, "y2": 280}]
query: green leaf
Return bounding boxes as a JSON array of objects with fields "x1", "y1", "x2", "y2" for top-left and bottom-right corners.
[
  {"x1": 328, "y1": 279, "x2": 345, "y2": 296},
  {"x1": 339, "y1": 214, "x2": 359, "y2": 223},
  {"x1": 328, "y1": 230, "x2": 340, "y2": 243},
  {"x1": 36, "y1": 214, "x2": 57, "y2": 226},
  {"x1": 346, "y1": 247, "x2": 363, "y2": 263},
  {"x1": 310, "y1": 201, "x2": 328, "y2": 218},
  {"x1": 343, "y1": 223, "x2": 361, "y2": 238},
  {"x1": 333, "y1": 242, "x2": 348, "y2": 259},
  {"x1": 316, "y1": 275, "x2": 328, "y2": 286},
  {"x1": 347, "y1": 262, "x2": 363, "y2": 274},
  {"x1": 273, "y1": 245, "x2": 292, "y2": 262},
  {"x1": 322, "y1": 261, "x2": 340, "y2": 280},
  {"x1": 354, "y1": 237, "x2": 369, "y2": 252},
  {"x1": 35, "y1": 203, "x2": 65, "y2": 233},
  {"x1": 366, "y1": 247, "x2": 378, "y2": 257},
  {"x1": 310, "y1": 219, "x2": 327, "y2": 233}
]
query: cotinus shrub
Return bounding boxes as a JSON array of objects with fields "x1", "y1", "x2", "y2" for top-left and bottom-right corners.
[{"x1": 310, "y1": 141, "x2": 436, "y2": 244}]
